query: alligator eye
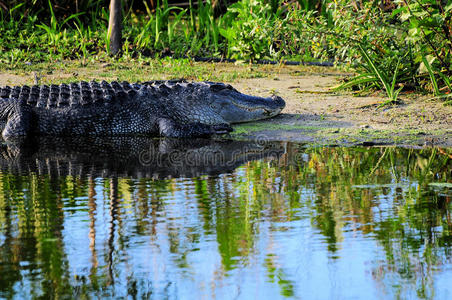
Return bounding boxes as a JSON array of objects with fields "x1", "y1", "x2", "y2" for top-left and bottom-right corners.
[{"x1": 209, "y1": 84, "x2": 226, "y2": 92}]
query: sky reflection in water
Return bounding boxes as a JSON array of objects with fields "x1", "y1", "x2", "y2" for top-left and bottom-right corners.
[{"x1": 0, "y1": 141, "x2": 451, "y2": 299}]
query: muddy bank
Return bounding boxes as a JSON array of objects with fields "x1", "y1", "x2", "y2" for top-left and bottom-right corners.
[
  {"x1": 1, "y1": 62, "x2": 451, "y2": 147},
  {"x1": 230, "y1": 74, "x2": 452, "y2": 147}
]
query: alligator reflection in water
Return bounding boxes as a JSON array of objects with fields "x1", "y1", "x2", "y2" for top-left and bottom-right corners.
[
  {"x1": 0, "y1": 137, "x2": 284, "y2": 178},
  {"x1": 0, "y1": 144, "x2": 450, "y2": 299}
]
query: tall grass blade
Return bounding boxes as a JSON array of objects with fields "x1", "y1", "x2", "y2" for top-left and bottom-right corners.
[
  {"x1": 422, "y1": 55, "x2": 441, "y2": 96},
  {"x1": 358, "y1": 44, "x2": 402, "y2": 104},
  {"x1": 391, "y1": 59, "x2": 401, "y2": 94},
  {"x1": 332, "y1": 73, "x2": 379, "y2": 91},
  {"x1": 358, "y1": 44, "x2": 391, "y2": 97},
  {"x1": 437, "y1": 72, "x2": 452, "y2": 91}
]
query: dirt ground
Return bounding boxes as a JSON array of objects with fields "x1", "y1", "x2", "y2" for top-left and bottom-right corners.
[
  {"x1": 1, "y1": 63, "x2": 451, "y2": 147},
  {"x1": 230, "y1": 73, "x2": 452, "y2": 147}
]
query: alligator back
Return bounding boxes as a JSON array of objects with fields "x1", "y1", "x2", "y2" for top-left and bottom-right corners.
[
  {"x1": 0, "y1": 79, "x2": 190, "y2": 109},
  {"x1": 0, "y1": 81, "x2": 145, "y2": 109}
]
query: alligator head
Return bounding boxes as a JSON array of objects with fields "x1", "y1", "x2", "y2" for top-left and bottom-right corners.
[
  {"x1": 208, "y1": 82, "x2": 286, "y2": 123},
  {"x1": 166, "y1": 82, "x2": 286, "y2": 125}
]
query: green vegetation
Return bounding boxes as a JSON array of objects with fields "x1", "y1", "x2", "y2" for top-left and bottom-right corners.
[
  {"x1": 0, "y1": 0, "x2": 451, "y2": 102},
  {"x1": 327, "y1": 0, "x2": 452, "y2": 104}
]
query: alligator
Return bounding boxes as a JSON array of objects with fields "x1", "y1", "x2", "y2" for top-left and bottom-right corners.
[{"x1": 0, "y1": 80, "x2": 285, "y2": 139}]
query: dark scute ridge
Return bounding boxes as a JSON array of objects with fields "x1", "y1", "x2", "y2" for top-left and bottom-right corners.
[
  {"x1": 69, "y1": 83, "x2": 81, "y2": 107},
  {"x1": 18, "y1": 85, "x2": 31, "y2": 104},
  {"x1": 28, "y1": 85, "x2": 40, "y2": 105},
  {"x1": 48, "y1": 84, "x2": 59, "y2": 108},
  {"x1": 70, "y1": 82, "x2": 80, "y2": 91},
  {"x1": 142, "y1": 79, "x2": 187, "y2": 87},
  {"x1": 36, "y1": 85, "x2": 48, "y2": 107},
  {"x1": 121, "y1": 81, "x2": 137, "y2": 98},
  {"x1": 0, "y1": 81, "x2": 143, "y2": 108},
  {"x1": 121, "y1": 81, "x2": 131, "y2": 90},
  {"x1": 48, "y1": 95, "x2": 57, "y2": 108},
  {"x1": 90, "y1": 81, "x2": 103, "y2": 104},
  {"x1": 101, "y1": 80, "x2": 115, "y2": 103},
  {"x1": 208, "y1": 82, "x2": 232, "y2": 92},
  {"x1": 10, "y1": 86, "x2": 21, "y2": 99},
  {"x1": 131, "y1": 83, "x2": 141, "y2": 90},
  {"x1": 30, "y1": 85, "x2": 40, "y2": 96},
  {"x1": 155, "y1": 84, "x2": 171, "y2": 96},
  {"x1": 80, "y1": 81, "x2": 93, "y2": 106},
  {"x1": 0, "y1": 86, "x2": 12, "y2": 98},
  {"x1": 111, "y1": 81, "x2": 127, "y2": 101},
  {"x1": 58, "y1": 83, "x2": 70, "y2": 107}
]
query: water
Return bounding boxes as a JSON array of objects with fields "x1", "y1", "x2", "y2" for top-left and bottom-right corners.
[{"x1": 0, "y1": 138, "x2": 451, "y2": 299}]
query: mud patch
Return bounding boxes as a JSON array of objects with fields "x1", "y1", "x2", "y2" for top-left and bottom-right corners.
[{"x1": 230, "y1": 74, "x2": 452, "y2": 147}]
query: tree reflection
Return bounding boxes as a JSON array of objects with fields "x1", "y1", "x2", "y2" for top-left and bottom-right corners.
[
  {"x1": 0, "y1": 145, "x2": 450, "y2": 298},
  {"x1": 0, "y1": 174, "x2": 72, "y2": 297}
]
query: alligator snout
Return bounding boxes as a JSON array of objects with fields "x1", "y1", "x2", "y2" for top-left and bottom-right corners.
[
  {"x1": 262, "y1": 95, "x2": 285, "y2": 116},
  {"x1": 271, "y1": 95, "x2": 286, "y2": 109}
]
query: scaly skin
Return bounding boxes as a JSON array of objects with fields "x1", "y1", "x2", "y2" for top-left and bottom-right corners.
[{"x1": 0, "y1": 80, "x2": 285, "y2": 139}]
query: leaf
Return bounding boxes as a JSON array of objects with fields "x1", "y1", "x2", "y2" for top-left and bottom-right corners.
[
  {"x1": 437, "y1": 72, "x2": 452, "y2": 91},
  {"x1": 391, "y1": 6, "x2": 406, "y2": 18},
  {"x1": 446, "y1": 3, "x2": 452, "y2": 12},
  {"x1": 332, "y1": 73, "x2": 378, "y2": 90},
  {"x1": 429, "y1": 182, "x2": 452, "y2": 188},
  {"x1": 391, "y1": 59, "x2": 401, "y2": 96},
  {"x1": 61, "y1": 12, "x2": 85, "y2": 28},
  {"x1": 399, "y1": 10, "x2": 411, "y2": 22},
  {"x1": 219, "y1": 28, "x2": 234, "y2": 40},
  {"x1": 422, "y1": 55, "x2": 441, "y2": 96},
  {"x1": 358, "y1": 44, "x2": 391, "y2": 96},
  {"x1": 408, "y1": 27, "x2": 420, "y2": 37}
]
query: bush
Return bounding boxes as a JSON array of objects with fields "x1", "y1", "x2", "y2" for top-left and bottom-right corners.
[{"x1": 1, "y1": 0, "x2": 451, "y2": 101}]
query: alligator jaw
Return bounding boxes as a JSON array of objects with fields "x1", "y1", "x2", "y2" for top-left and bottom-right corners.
[{"x1": 219, "y1": 94, "x2": 286, "y2": 124}]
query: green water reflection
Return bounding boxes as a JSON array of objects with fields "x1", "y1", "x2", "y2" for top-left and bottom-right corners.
[{"x1": 0, "y1": 145, "x2": 451, "y2": 299}]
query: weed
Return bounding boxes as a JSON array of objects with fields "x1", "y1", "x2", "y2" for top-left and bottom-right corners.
[{"x1": 335, "y1": 45, "x2": 403, "y2": 105}]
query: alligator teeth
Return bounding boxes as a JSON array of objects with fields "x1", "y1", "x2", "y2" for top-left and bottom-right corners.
[{"x1": 231, "y1": 100, "x2": 267, "y2": 112}]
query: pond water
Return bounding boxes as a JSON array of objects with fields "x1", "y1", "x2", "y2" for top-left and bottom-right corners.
[{"x1": 0, "y1": 138, "x2": 451, "y2": 299}]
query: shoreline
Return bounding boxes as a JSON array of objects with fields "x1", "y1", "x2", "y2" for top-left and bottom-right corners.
[{"x1": 1, "y1": 61, "x2": 451, "y2": 147}]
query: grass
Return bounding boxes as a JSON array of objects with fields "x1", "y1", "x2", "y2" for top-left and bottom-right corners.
[
  {"x1": 0, "y1": 57, "x2": 296, "y2": 86},
  {"x1": 0, "y1": 56, "x2": 339, "y2": 86},
  {"x1": 333, "y1": 44, "x2": 404, "y2": 106},
  {"x1": 1, "y1": 0, "x2": 451, "y2": 106},
  {"x1": 1, "y1": 0, "x2": 323, "y2": 65}
]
